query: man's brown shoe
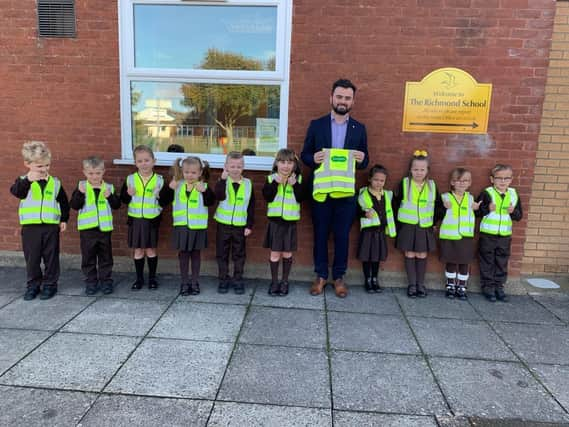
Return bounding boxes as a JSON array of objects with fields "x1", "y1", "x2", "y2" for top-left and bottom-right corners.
[
  {"x1": 334, "y1": 278, "x2": 348, "y2": 298},
  {"x1": 310, "y1": 277, "x2": 326, "y2": 296}
]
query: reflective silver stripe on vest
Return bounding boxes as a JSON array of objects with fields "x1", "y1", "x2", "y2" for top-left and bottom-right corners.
[
  {"x1": 439, "y1": 192, "x2": 474, "y2": 240},
  {"x1": 172, "y1": 182, "x2": 209, "y2": 229},
  {"x1": 312, "y1": 148, "x2": 356, "y2": 201},
  {"x1": 267, "y1": 174, "x2": 301, "y2": 221},
  {"x1": 127, "y1": 173, "x2": 164, "y2": 219},
  {"x1": 77, "y1": 181, "x2": 114, "y2": 231},
  {"x1": 480, "y1": 187, "x2": 517, "y2": 236},
  {"x1": 19, "y1": 176, "x2": 61, "y2": 224},
  {"x1": 397, "y1": 177, "x2": 436, "y2": 227},
  {"x1": 214, "y1": 178, "x2": 252, "y2": 226}
]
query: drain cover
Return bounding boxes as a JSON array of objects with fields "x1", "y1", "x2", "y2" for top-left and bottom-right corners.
[{"x1": 526, "y1": 278, "x2": 560, "y2": 289}]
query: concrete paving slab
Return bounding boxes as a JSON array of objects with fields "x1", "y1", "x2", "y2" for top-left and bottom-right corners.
[
  {"x1": 108, "y1": 273, "x2": 180, "y2": 301},
  {"x1": 468, "y1": 295, "x2": 563, "y2": 325},
  {"x1": 239, "y1": 306, "x2": 326, "y2": 348},
  {"x1": 328, "y1": 311, "x2": 420, "y2": 354},
  {"x1": 105, "y1": 338, "x2": 231, "y2": 399},
  {"x1": 326, "y1": 287, "x2": 402, "y2": 316},
  {"x1": 80, "y1": 394, "x2": 212, "y2": 427},
  {"x1": 334, "y1": 411, "x2": 438, "y2": 426},
  {"x1": 492, "y1": 322, "x2": 569, "y2": 365},
  {"x1": 409, "y1": 317, "x2": 516, "y2": 361},
  {"x1": 149, "y1": 301, "x2": 246, "y2": 342},
  {"x1": 209, "y1": 402, "x2": 332, "y2": 426},
  {"x1": 1, "y1": 332, "x2": 138, "y2": 391},
  {"x1": 0, "y1": 385, "x2": 95, "y2": 427},
  {"x1": 218, "y1": 344, "x2": 330, "y2": 408},
  {"x1": 531, "y1": 293, "x2": 569, "y2": 323},
  {"x1": 0, "y1": 296, "x2": 93, "y2": 330},
  {"x1": 435, "y1": 415, "x2": 473, "y2": 427},
  {"x1": 0, "y1": 267, "x2": 26, "y2": 294},
  {"x1": 0, "y1": 329, "x2": 51, "y2": 375},
  {"x1": 531, "y1": 364, "x2": 569, "y2": 412},
  {"x1": 62, "y1": 298, "x2": 170, "y2": 337},
  {"x1": 394, "y1": 289, "x2": 482, "y2": 320},
  {"x1": 252, "y1": 280, "x2": 324, "y2": 310},
  {"x1": 184, "y1": 276, "x2": 255, "y2": 305},
  {"x1": 430, "y1": 358, "x2": 569, "y2": 423},
  {"x1": 331, "y1": 351, "x2": 448, "y2": 415},
  {"x1": 0, "y1": 294, "x2": 19, "y2": 309},
  {"x1": 57, "y1": 269, "x2": 91, "y2": 296}
]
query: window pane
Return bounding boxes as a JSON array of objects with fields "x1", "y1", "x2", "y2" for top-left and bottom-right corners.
[
  {"x1": 131, "y1": 81, "x2": 281, "y2": 156},
  {"x1": 134, "y1": 5, "x2": 277, "y2": 71}
]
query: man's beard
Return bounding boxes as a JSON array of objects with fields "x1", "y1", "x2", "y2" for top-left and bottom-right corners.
[{"x1": 332, "y1": 104, "x2": 351, "y2": 115}]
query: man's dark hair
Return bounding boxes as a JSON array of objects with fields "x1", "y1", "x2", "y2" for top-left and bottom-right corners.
[{"x1": 331, "y1": 79, "x2": 357, "y2": 95}]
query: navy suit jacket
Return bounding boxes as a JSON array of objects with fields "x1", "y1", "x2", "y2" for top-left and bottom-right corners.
[{"x1": 300, "y1": 114, "x2": 369, "y2": 175}]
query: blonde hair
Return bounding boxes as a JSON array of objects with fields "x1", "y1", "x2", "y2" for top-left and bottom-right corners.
[
  {"x1": 171, "y1": 156, "x2": 210, "y2": 182},
  {"x1": 22, "y1": 141, "x2": 51, "y2": 163},
  {"x1": 82, "y1": 156, "x2": 105, "y2": 170},
  {"x1": 491, "y1": 164, "x2": 513, "y2": 176}
]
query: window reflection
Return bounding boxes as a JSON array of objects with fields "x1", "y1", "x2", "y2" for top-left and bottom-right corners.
[
  {"x1": 131, "y1": 82, "x2": 280, "y2": 156},
  {"x1": 134, "y1": 4, "x2": 277, "y2": 71}
]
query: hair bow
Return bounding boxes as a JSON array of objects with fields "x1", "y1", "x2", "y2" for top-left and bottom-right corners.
[{"x1": 413, "y1": 150, "x2": 428, "y2": 157}]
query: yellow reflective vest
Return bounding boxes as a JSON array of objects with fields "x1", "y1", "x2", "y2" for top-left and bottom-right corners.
[
  {"x1": 18, "y1": 176, "x2": 61, "y2": 225},
  {"x1": 357, "y1": 187, "x2": 396, "y2": 237},
  {"x1": 312, "y1": 148, "x2": 356, "y2": 202},
  {"x1": 126, "y1": 173, "x2": 164, "y2": 219},
  {"x1": 172, "y1": 182, "x2": 209, "y2": 230},
  {"x1": 439, "y1": 192, "x2": 474, "y2": 240},
  {"x1": 480, "y1": 187, "x2": 518, "y2": 236},
  {"x1": 397, "y1": 177, "x2": 436, "y2": 228},
  {"x1": 214, "y1": 177, "x2": 252, "y2": 226},
  {"x1": 267, "y1": 174, "x2": 302, "y2": 221},
  {"x1": 77, "y1": 181, "x2": 114, "y2": 231}
]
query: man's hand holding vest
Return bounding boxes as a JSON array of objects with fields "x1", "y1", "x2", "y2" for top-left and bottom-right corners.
[
  {"x1": 313, "y1": 151, "x2": 325, "y2": 164},
  {"x1": 353, "y1": 150, "x2": 365, "y2": 163}
]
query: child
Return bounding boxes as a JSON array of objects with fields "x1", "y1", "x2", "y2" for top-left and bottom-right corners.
[
  {"x1": 439, "y1": 168, "x2": 480, "y2": 300},
  {"x1": 357, "y1": 164, "x2": 396, "y2": 293},
  {"x1": 10, "y1": 141, "x2": 69, "y2": 300},
  {"x1": 214, "y1": 151, "x2": 255, "y2": 294},
  {"x1": 120, "y1": 145, "x2": 167, "y2": 290},
  {"x1": 393, "y1": 150, "x2": 443, "y2": 298},
  {"x1": 162, "y1": 156, "x2": 215, "y2": 296},
  {"x1": 262, "y1": 148, "x2": 306, "y2": 296},
  {"x1": 476, "y1": 164, "x2": 522, "y2": 302},
  {"x1": 70, "y1": 157, "x2": 121, "y2": 295}
]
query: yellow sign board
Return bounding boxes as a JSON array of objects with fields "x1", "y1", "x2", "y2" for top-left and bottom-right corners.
[{"x1": 403, "y1": 67, "x2": 492, "y2": 134}]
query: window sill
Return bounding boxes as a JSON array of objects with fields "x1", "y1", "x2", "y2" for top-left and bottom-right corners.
[{"x1": 113, "y1": 155, "x2": 274, "y2": 171}]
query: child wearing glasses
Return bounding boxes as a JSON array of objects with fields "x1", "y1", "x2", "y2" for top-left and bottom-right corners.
[{"x1": 476, "y1": 164, "x2": 523, "y2": 302}]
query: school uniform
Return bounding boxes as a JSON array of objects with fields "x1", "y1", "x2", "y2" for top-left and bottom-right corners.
[
  {"x1": 214, "y1": 177, "x2": 255, "y2": 284},
  {"x1": 357, "y1": 187, "x2": 396, "y2": 262},
  {"x1": 10, "y1": 176, "x2": 69, "y2": 298},
  {"x1": 438, "y1": 191, "x2": 476, "y2": 264},
  {"x1": 262, "y1": 173, "x2": 306, "y2": 252},
  {"x1": 70, "y1": 181, "x2": 121, "y2": 288},
  {"x1": 476, "y1": 187, "x2": 522, "y2": 296}
]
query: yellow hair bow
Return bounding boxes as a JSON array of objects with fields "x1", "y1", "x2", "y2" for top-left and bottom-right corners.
[{"x1": 413, "y1": 150, "x2": 428, "y2": 157}]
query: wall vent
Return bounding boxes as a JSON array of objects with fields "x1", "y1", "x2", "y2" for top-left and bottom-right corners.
[{"x1": 38, "y1": 0, "x2": 76, "y2": 38}]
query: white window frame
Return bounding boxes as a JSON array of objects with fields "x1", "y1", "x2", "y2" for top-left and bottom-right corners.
[{"x1": 116, "y1": 0, "x2": 292, "y2": 170}]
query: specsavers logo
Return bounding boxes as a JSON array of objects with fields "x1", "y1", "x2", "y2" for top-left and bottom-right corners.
[{"x1": 331, "y1": 155, "x2": 347, "y2": 162}]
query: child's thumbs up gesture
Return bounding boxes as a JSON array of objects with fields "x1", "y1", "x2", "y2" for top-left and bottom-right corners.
[
  {"x1": 489, "y1": 202, "x2": 496, "y2": 212},
  {"x1": 472, "y1": 200, "x2": 482, "y2": 211}
]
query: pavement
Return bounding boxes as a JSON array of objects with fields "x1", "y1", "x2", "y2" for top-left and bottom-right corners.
[{"x1": 0, "y1": 266, "x2": 568, "y2": 427}]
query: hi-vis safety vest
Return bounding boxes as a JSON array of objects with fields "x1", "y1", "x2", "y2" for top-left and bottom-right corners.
[
  {"x1": 77, "y1": 181, "x2": 114, "y2": 231},
  {"x1": 214, "y1": 177, "x2": 252, "y2": 226},
  {"x1": 439, "y1": 192, "x2": 474, "y2": 240},
  {"x1": 357, "y1": 187, "x2": 396, "y2": 237},
  {"x1": 172, "y1": 182, "x2": 209, "y2": 230},
  {"x1": 480, "y1": 187, "x2": 518, "y2": 236},
  {"x1": 397, "y1": 177, "x2": 436, "y2": 228},
  {"x1": 126, "y1": 173, "x2": 164, "y2": 219},
  {"x1": 267, "y1": 174, "x2": 302, "y2": 221},
  {"x1": 18, "y1": 176, "x2": 61, "y2": 225},
  {"x1": 312, "y1": 148, "x2": 356, "y2": 202}
]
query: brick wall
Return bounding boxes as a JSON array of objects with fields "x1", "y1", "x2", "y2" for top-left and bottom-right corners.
[
  {"x1": 522, "y1": 1, "x2": 569, "y2": 275},
  {"x1": 0, "y1": 0, "x2": 556, "y2": 278}
]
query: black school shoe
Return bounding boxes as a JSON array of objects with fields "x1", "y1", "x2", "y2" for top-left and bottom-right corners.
[
  {"x1": 85, "y1": 282, "x2": 98, "y2": 296},
  {"x1": 190, "y1": 282, "x2": 200, "y2": 295},
  {"x1": 218, "y1": 280, "x2": 230, "y2": 294},
  {"x1": 416, "y1": 284, "x2": 427, "y2": 298},
  {"x1": 456, "y1": 286, "x2": 468, "y2": 301},
  {"x1": 445, "y1": 284, "x2": 456, "y2": 299},
  {"x1": 495, "y1": 287, "x2": 509, "y2": 302},
  {"x1": 364, "y1": 278, "x2": 373, "y2": 293},
  {"x1": 407, "y1": 284, "x2": 417, "y2": 298},
  {"x1": 148, "y1": 278, "x2": 159, "y2": 290},
  {"x1": 101, "y1": 281, "x2": 114, "y2": 295},
  {"x1": 268, "y1": 281, "x2": 280, "y2": 296},
  {"x1": 131, "y1": 279, "x2": 144, "y2": 291},
  {"x1": 24, "y1": 286, "x2": 40, "y2": 301},
  {"x1": 233, "y1": 281, "x2": 245, "y2": 295},
  {"x1": 278, "y1": 281, "x2": 289, "y2": 296},
  {"x1": 180, "y1": 283, "x2": 191, "y2": 296},
  {"x1": 483, "y1": 286, "x2": 496, "y2": 302},
  {"x1": 39, "y1": 286, "x2": 57, "y2": 300},
  {"x1": 371, "y1": 277, "x2": 383, "y2": 293}
]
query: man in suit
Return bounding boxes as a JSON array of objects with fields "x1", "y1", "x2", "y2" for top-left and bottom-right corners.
[{"x1": 301, "y1": 78, "x2": 369, "y2": 298}]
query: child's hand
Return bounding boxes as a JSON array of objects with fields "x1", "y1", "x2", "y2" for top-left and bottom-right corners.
[
  {"x1": 26, "y1": 171, "x2": 41, "y2": 182},
  {"x1": 221, "y1": 169, "x2": 229, "y2": 180},
  {"x1": 169, "y1": 179, "x2": 178, "y2": 190},
  {"x1": 443, "y1": 200, "x2": 451, "y2": 209},
  {"x1": 507, "y1": 203, "x2": 515, "y2": 214},
  {"x1": 127, "y1": 186, "x2": 136, "y2": 196},
  {"x1": 489, "y1": 202, "x2": 496, "y2": 212},
  {"x1": 78, "y1": 182, "x2": 86, "y2": 194},
  {"x1": 59, "y1": 223, "x2": 67, "y2": 233},
  {"x1": 104, "y1": 186, "x2": 111, "y2": 198},
  {"x1": 287, "y1": 173, "x2": 297, "y2": 186},
  {"x1": 274, "y1": 174, "x2": 283, "y2": 184},
  {"x1": 472, "y1": 200, "x2": 482, "y2": 211},
  {"x1": 195, "y1": 182, "x2": 206, "y2": 193},
  {"x1": 244, "y1": 227, "x2": 252, "y2": 237},
  {"x1": 365, "y1": 209, "x2": 375, "y2": 219}
]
